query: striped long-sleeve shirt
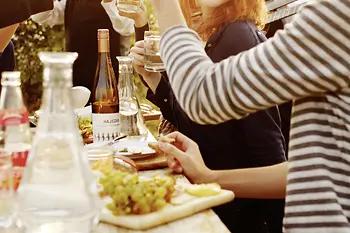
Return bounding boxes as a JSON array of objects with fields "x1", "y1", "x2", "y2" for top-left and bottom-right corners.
[{"x1": 159, "y1": 0, "x2": 350, "y2": 232}]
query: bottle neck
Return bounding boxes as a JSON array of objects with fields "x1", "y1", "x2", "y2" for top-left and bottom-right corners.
[
  {"x1": 98, "y1": 38, "x2": 110, "y2": 53},
  {"x1": 0, "y1": 85, "x2": 25, "y2": 110},
  {"x1": 38, "y1": 64, "x2": 76, "y2": 132},
  {"x1": 118, "y1": 63, "x2": 136, "y2": 98},
  {"x1": 97, "y1": 38, "x2": 112, "y2": 65},
  {"x1": 97, "y1": 52, "x2": 112, "y2": 68},
  {"x1": 42, "y1": 64, "x2": 73, "y2": 111}
]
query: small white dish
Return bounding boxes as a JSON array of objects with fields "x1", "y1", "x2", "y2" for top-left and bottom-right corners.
[
  {"x1": 85, "y1": 140, "x2": 155, "y2": 159},
  {"x1": 74, "y1": 106, "x2": 92, "y2": 118}
]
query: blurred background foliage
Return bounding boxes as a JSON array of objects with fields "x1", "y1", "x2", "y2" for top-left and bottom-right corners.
[
  {"x1": 13, "y1": 0, "x2": 159, "y2": 136},
  {"x1": 13, "y1": 20, "x2": 64, "y2": 112}
]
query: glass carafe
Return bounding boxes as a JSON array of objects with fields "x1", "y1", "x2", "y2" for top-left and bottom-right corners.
[
  {"x1": 16, "y1": 52, "x2": 100, "y2": 233},
  {"x1": 117, "y1": 56, "x2": 148, "y2": 141}
]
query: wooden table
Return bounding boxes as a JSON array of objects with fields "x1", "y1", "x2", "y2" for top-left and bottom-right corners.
[
  {"x1": 143, "y1": 110, "x2": 162, "y2": 121},
  {"x1": 94, "y1": 132, "x2": 231, "y2": 233}
]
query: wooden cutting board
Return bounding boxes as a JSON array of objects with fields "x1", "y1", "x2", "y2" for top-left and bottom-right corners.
[
  {"x1": 134, "y1": 154, "x2": 168, "y2": 171},
  {"x1": 100, "y1": 189, "x2": 234, "y2": 230}
]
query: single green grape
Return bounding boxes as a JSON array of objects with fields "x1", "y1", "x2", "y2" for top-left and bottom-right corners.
[
  {"x1": 155, "y1": 187, "x2": 167, "y2": 198},
  {"x1": 152, "y1": 199, "x2": 167, "y2": 211},
  {"x1": 131, "y1": 191, "x2": 142, "y2": 202}
]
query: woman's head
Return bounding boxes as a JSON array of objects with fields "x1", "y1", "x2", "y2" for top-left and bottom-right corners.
[{"x1": 180, "y1": 0, "x2": 267, "y2": 40}]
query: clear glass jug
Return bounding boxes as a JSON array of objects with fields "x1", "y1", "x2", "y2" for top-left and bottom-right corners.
[
  {"x1": 16, "y1": 52, "x2": 100, "y2": 233},
  {"x1": 117, "y1": 56, "x2": 148, "y2": 141}
]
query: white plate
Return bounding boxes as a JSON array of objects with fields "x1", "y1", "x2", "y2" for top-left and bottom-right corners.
[
  {"x1": 85, "y1": 140, "x2": 155, "y2": 159},
  {"x1": 74, "y1": 106, "x2": 92, "y2": 118}
]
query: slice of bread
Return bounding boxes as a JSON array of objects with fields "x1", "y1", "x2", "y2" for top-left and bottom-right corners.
[{"x1": 148, "y1": 135, "x2": 175, "y2": 155}]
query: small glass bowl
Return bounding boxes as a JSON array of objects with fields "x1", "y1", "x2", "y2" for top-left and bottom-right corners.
[{"x1": 88, "y1": 149, "x2": 114, "y2": 173}]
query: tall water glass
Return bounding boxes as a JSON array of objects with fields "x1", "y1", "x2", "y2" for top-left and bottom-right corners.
[{"x1": 144, "y1": 31, "x2": 165, "y2": 72}]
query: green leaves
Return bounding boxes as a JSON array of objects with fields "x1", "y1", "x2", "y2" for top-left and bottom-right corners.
[{"x1": 13, "y1": 20, "x2": 64, "y2": 113}]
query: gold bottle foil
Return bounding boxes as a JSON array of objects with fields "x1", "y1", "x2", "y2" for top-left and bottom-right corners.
[{"x1": 98, "y1": 29, "x2": 110, "y2": 53}]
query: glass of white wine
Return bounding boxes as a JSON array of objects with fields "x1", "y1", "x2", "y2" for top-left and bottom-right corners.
[
  {"x1": 0, "y1": 151, "x2": 14, "y2": 228},
  {"x1": 117, "y1": 0, "x2": 141, "y2": 13},
  {"x1": 144, "y1": 31, "x2": 165, "y2": 72}
]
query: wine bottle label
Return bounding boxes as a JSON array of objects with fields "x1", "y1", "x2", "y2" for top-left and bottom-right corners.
[{"x1": 92, "y1": 113, "x2": 120, "y2": 142}]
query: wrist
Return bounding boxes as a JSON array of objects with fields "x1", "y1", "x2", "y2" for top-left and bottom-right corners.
[
  {"x1": 134, "y1": 17, "x2": 148, "y2": 28},
  {"x1": 196, "y1": 168, "x2": 215, "y2": 184},
  {"x1": 143, "y1": 73, "x2": 161, "y2": 93}
]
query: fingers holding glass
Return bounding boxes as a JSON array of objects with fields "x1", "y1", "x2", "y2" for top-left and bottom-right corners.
[
  {"x1": 117, "y1": 0, "x2": 147, "y2": 27},
  {"x1": 117, "y1": 0, "x2": 141, "y2": 13},
  {"x1": 144, "y1": 31, "x2": 165, "y2": 72}
]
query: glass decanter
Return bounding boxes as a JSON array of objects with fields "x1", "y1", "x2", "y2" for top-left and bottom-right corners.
[
  {"x1": 16, "y1": 52, "x2": 100, "y2": 233},
  {"x1": 117, "y1": 56, "x2": 148, "y2": 141}
]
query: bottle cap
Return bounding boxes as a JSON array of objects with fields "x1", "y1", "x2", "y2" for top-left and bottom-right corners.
[
  {"x1": 1, "y1": 71, "x2": 21, "y2": 86},
  {"x1": 97, "y1": 29, "x2": 110, "y2": 40}
]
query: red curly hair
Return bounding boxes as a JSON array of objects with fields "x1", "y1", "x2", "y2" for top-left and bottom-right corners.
[{"x1": 179, "y1": 0, "x2": 267, "y2": 41}]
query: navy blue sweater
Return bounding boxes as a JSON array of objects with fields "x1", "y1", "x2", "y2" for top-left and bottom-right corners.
[
  {"x1": 0, "y1": 42, "x2": 15, "y2": 73},
  {"x1": 147, "y1": 21, "x2": 286, "y2": 233}
]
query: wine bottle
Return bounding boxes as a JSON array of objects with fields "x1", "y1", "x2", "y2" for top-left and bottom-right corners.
[{"x1": 92, "y1": 29, "x2": 119, "y2": 142}]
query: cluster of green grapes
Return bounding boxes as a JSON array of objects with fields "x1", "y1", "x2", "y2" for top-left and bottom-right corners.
[
  {"x1": 91, "y1": 158, "x2": 113, "y2": 174},
  {"x1": 100, "y1": 171, "x2": 176, "y2": 215}
]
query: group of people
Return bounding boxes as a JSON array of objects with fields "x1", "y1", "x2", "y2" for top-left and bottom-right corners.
[
  {"x1": 0, "y1": 0, "x2": 149, "y2": 98},
  {"x1": 1, "y1": 0, "x2": 350, "y2": 232}
]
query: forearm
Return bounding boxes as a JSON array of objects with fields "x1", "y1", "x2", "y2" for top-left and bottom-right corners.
[
  {"x1": 149, "y1": 0, "x2": 187, "y2": 34},
  {"x1": 31, "y1": 0, "x2": 65, "y2": 27},
  {"x1": 207, "y1": 162, "x2": 288, "y2": 199},
  {"x1": 135, "y1": 24, "x2": 149, "y2": 42},
  {"x1": 159, "y1": 0, "x2": 350, "y2": 125},
  {"x1": 0, "y1": 0, "x2": 53, "y2": 28},
  {"x1": 0, "y1": 24, "x2": 18, "y2": 52}
]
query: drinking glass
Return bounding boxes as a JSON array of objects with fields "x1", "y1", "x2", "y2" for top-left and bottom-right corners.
[
  {"x1": 88, "y1": 149, "x2": 114, "y2": 173},
  {"x1": 0, "y1": 151, "x2": 14, "y2": 228},
  {"x1": 144, "y1": 31, "x2": 165, "y2": 72},
  {"x1": 117, "y1": 0, "x2": 141, "y2": 13}
]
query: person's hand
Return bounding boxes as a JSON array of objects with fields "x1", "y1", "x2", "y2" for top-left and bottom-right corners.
[
  {"x1": 129, "y1": 41, "x2": 161, "y2": 92},
  {"x1": 117, "y1": 1, "x2": 148, "y2": 28},
  {"x1": 158, "y1": 131, "x2": 212, "y2": 184}
]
